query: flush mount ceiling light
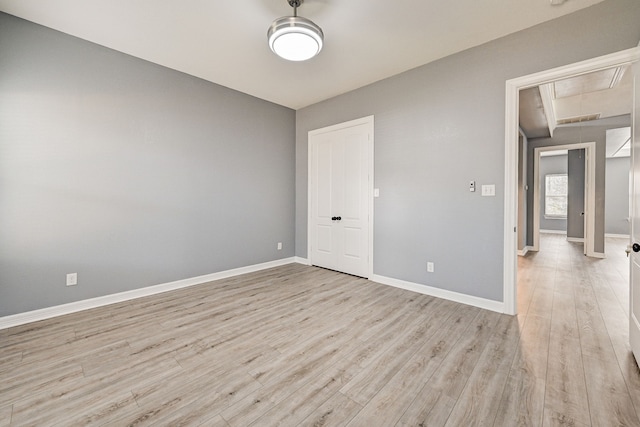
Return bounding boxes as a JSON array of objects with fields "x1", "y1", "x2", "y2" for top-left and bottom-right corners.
[{"x1": 268, "y1": 0, "x2": 324, "y2": 61}]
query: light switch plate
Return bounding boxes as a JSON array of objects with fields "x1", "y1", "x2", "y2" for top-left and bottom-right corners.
[{"x1": 481, "y1": 184, "x2": 495, "y2": 196}]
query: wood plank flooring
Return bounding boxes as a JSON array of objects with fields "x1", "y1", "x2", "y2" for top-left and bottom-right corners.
[{"x1": 1, "y1": 234, "x2": 640, "y2": 426}]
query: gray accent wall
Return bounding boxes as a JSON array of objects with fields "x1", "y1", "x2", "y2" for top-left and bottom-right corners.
[
  {"x1": 539, "y1": 155, "x2": 568, "y2": 232},
  {"x1": 567, "y1": 150, "x2": 586, "y2": 240},
  {"x1": 0, "y1": 13, "x2": 296, "y2": 316},
  {"x1": 295, "y1": 0, "x2": 640, "y2": 302},
  {"x1": 606, "y1": 157, "x2": 631, "y2": 235}
]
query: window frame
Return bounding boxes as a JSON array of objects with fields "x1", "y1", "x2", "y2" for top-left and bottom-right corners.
[{"x1": 544, "y1": 173, "x2": 568, "y2": 219}]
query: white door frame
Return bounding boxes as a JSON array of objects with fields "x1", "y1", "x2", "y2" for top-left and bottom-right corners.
[
  {"x1": 307, "y1": 115, "x2": 374, "y2": 278},
  {"x1": 503, "y1": 47, "x2": 640, "y2": 315},
  {"x1": 532, "y1": 143, "x2": 596, "y2": 255},
  {"x1": 630, "y1": 49, "x2": 640, "y2": 364}
]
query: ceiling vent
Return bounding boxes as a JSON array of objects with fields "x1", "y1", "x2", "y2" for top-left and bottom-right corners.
[{"x1": 556, "y1": 113, "x2": 601, "y2": 125}]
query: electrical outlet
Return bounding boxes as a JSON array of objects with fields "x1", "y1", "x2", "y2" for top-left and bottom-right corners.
[
  {"x1": 66, "y1": 273, "x2": 78, "y2": 286},
  {"x1": 277, "y1": 242, "x2": 282, "y2": 250},
  {"x1": 427, "y1": 262, "x2": 434, "y2": 273}
]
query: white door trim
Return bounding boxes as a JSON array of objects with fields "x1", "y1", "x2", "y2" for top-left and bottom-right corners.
[
  {"x1": 307, "y1": 116, "x2": 374, "y2": 278},
  {"x1": 503, "y1": 47, "x2": 640, "y2": 316},
  {"x1": 630, "y1": 40, "x2": 640, "y2": 365},
  {"x1": 532, "y1": 143, "x2": 596, "y2": 255}
]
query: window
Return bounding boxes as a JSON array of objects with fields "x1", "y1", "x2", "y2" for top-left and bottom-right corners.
[{"x1": 545, "y1": 174, "x2": 568, "y2": 218}]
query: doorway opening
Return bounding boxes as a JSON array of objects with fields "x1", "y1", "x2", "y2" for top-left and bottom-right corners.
[
  {"x1": 503, "y1": 47, "x2": 639, "y2": 315},
  {"x1": 531, "y1": 143, "x2": 597, "y2": 257}
]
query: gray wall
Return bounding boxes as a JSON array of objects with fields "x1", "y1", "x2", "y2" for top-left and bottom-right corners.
[
  {"x1": 606, "y1": 156, "x2": 631, "y2": 235},
  {"x1": 0, "y1": 13, "x2": 296, "y2": 316},
  {"x1": 539, "y1": 155, "x2": 568, "y2": 232},
  {"x1": 295, "y1": 0, "x2": 640, "y2": 302},
  {"x1": 527, "y1": 116, "x2": 630, "y2": 253},
  {"x1": 567, "y1": 149, "x2": 586, "y2": 239}
]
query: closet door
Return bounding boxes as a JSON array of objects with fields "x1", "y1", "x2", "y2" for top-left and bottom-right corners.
[{"x1": 309, "y1": 118, "x2": 372, "y2": 278}]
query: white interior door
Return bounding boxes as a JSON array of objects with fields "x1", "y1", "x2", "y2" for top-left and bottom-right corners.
[
  {"x1": 630, "y1": 59, "x2": 640, "y2": 364},
  {"x1": 309, "y1": 117, "x2": 373, "y2": 278}
]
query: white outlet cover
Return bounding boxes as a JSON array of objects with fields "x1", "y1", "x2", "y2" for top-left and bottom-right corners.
[{"x1": 66, "y1": 273, "x2": 78, "y2": 286}]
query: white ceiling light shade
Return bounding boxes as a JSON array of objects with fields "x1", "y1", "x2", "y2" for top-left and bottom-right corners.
[{"x1": 268, "y1": 0, "x2": 323, "y2": 62}]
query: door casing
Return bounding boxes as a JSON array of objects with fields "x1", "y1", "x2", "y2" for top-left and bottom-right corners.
[
  {"x1": 629, "y1": 54, "x2": 640, "y2": 365},
  {"x1": 532, "y1": 143, "x2": 596, "y2": 256}
]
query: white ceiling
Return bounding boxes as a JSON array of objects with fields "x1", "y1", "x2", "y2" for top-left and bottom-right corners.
[
  {"x1": 0, "y1": 0, "x2": 606, "y2": 109},
  {"x1": 519, "y1": 64, "x2": 632, "y2": 140},
  {"x1": 552, "y1": 66, "x2": 633, "y2": 122}
]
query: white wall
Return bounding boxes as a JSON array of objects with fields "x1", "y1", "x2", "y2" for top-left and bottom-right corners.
[{"x1": 606, "y1": 156, "x2": 631, "y2": 235}]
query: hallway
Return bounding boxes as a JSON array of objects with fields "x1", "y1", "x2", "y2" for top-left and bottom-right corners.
[{"x1": 515, "y1": 233, "x2": 640, "y2": 425}]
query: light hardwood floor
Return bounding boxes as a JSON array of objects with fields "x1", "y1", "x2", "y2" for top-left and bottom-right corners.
[{"x1": 1, "y1": 234, "x2": 640, "y2": 426}]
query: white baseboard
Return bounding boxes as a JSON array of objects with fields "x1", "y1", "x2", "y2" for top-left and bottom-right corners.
[
  {"x1": 518, "y1": 246, "x2": 533, "y2": 256},
  {"x1": 371, "y1": 274, "x2": 504, "y2": 314},
  {"x1": 605, "y1": 233, "x2": 630, "y2": 239},
  {"x1": 294, "y1": 256, "x2": 310, "y2": 265},
  {"x1": 0, "y1": 257, "x2": 297, "y2": 330},
  {"x1": 1, "y1": 257, "x2": 509, "y2": 330},
  {"x1": 540, "y1": 229, "x2": 567, "y2": 235},
  {"x1": 567, "y1": 237, "x2": 585, "y2": 243}
]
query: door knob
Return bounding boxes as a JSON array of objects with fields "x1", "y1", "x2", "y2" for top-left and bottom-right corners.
[
  {"x1": 336, "y1": 216, "x2": 342, "y2": 221},
  {"x1": 331, "y1": 216, "x2": 337, "y2": 221},
  {"x1": 634, "y1": 243, "x2": 640, "y2": 253}
]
